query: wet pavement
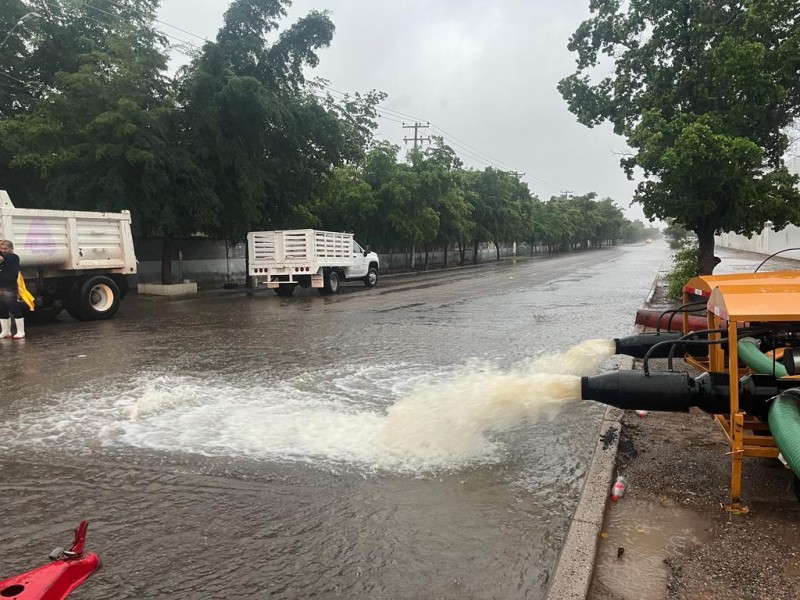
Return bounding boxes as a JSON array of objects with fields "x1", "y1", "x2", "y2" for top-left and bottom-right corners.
[{"x1": 0, "y1": 243, "x2": 671, "y2": 599}]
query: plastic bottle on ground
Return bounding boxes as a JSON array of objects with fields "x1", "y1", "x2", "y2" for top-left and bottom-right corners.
[{"x1": 611, "y1": 476, "x2": 627, "y2": 502}]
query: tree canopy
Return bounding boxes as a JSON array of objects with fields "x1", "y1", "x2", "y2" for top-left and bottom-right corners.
[
  {"x1": 559, "y1": 0, "x2": 800, "y2": 274},
  {"x1": 0, "y1": 0, "x2": 650, "y2": 282}
]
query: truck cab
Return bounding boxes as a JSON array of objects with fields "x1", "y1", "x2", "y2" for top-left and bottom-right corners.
[{"x1": 346, "y1": 240, "x2": 377, "y2": 283}]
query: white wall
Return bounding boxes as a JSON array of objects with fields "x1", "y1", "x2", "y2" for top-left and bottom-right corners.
[{"x1": 716, "y1": 224, "x2": 800, "y2": 260}]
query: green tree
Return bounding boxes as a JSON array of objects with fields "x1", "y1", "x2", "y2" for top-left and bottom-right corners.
[
  {"x1": 415, "y1": 140, "x2": 471, "y2": 267},
  {"x1": 466, "y1": 168, "x2": 528, "y2": 261},
  {"x1": 178, "y1": 0, "x2": 349, "y2": 245},
  {"x1": 0, "y1": 1, "x2": 217, "y2": 283},
  {"x1": 559, "y1": 0, "x2": 800, "y2": 274},
  {"x1": 663, "y1": 218, "x2": 691, "y2": 249},
  {"x1": 382, "y1": 157, "x2": 439, "y2": 263}
]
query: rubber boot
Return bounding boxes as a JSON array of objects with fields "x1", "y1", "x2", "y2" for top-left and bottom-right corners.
[
  {"x1": 12, "y1": 318, "x2": 25, "y2": 339},
  {"x1": 0, "y1": 319, "x2": 11, "y2": 339}
]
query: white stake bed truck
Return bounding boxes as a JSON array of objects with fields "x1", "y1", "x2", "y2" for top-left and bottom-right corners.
[
  {"x1": 247, "y1": 229, "x2": 379, "y2": 296},
  {"x1": 0, "y1": 190, "x2": 137, "y2": 320}
]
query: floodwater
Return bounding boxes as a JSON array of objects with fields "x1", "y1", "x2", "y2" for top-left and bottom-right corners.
[
  {"x1": 0, "y1": 242, "x2": 671, "y2": 599},
  {"x1": 594, "y1": 498, "x2": 713, "y2": 600}
]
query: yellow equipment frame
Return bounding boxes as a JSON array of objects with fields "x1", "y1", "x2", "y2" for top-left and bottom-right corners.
[{"x1": 680, "y1": 272, "x2": 800, "y2": 513}]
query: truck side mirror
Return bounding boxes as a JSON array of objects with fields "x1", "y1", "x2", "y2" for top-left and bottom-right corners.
[{"x1": 364, "y1": 245, "x2": 370, "y2": 256}]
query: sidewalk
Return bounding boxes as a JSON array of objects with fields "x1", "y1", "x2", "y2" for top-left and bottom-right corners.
[{"x1": 589, "y1": 399, "x2": 800, "y2": 600}]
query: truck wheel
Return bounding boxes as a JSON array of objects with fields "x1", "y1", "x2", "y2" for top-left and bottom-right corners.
[
  {"x1": 29, "y1": 303, "x2": 63, "y2": 322},
  {"x1": 363, "y1": 266, "x2": 378, "y2": 288},
  {"x1": 320, "y1": 269, "x2": 340, "y2": 294},
  {"x1": 67, "y1": 275, "x2": 121, "y2": 321},
  {"x1": 274, "y1": 284, "x2": 297, "y2": 297}
]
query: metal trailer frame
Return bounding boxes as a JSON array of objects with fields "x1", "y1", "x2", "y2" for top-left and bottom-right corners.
[
  {"x1": 248, "y1": 229, "x2": 355, "y2": 289},
  {"x1": 680, "y1": 272, "x2": 800, "y2": 513}
]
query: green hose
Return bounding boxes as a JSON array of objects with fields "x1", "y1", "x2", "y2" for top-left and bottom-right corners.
[
  {"x1": 737, "y1": 338, "x2": 788, "y2": 377},
  {"x1": 737, "y1": 339, "x2": 800, "y2": 476},
  {"x1": 768, "y1": 390, "x2": 800, "y2": 477}
]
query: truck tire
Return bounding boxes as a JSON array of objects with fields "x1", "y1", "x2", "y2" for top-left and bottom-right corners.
[
  {"x1": 274, "y1": 284, "x2": 297, "y2": 297},
  {"x1": 363, "y1": 266, "x2": 378, "y2": 288},
  {"x1": 29, "y1": 303, "x2": 63, "y2": 322},
  {"x1": 67, "y1": 275, "x2": 121, "y2": 321},
  {"x1": 320, "y1": 269, "x2": 340, "y2": 295}
]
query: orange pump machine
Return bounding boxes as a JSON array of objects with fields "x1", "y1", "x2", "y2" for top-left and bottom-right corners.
[
  {"x1": 582, "y1": 269, "x2": 800, "y2": 514},
  {"x1": 680, "y1": 271, "x2": 800, "y2": 512}
]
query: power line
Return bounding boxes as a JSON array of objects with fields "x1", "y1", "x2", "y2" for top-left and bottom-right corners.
[
  {"x1": 100, "y1": 0, "x2": 210, "y2": 42},
  {"x1": 67, "y1": 0, "x2": 198, "y2": 48},
  {"x1": 0, "y1": 80, "x2": 33, "y2": 95},
  {"x1": 28, "y1": 3, "x2": 566, "y2": 191},
  {"x1": 0, "y1": 69, "x2": 30, "y2": 86},
  {"x1": 317, "y1": 86, "x2": 543, "y2": 176}
]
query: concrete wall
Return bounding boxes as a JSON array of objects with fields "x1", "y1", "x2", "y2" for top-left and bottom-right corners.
[
  {"x1": 716, "y1": 224, "x2": 800, "y2": 260},
  {"x1": 134, "y1": 238, "x2": 247, "y2": 288},
  {"x1": 132, "y1": 237, "x2": 573, "y2": 289}
]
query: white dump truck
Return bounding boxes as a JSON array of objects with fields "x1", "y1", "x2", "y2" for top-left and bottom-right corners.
[
  {"x1": 0, "y1": 190, "x2": 137, "y2": 320},
  {"x1": 247, "y1": 229, "x2": 379, "y2": 296}
]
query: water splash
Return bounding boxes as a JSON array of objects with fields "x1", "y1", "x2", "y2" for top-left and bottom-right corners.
[
  {"x1": 0, "y1": 339, "x2": 617, "y2": 472},
  {"x1": 379, "y1": 339, "x2": 616, "y2": 464}
]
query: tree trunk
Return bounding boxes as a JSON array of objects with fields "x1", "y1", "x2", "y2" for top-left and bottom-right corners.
[
  {"x1": 443, "y1": 244, "x2": 448, "y2": 267},
  {"x1": 458, "y1": 241, "x2": 465, "y2": 265},
  {"x1": 494, "y1": 240, "x2": 500, "y2": 261},
  {"x1": 473, "y1": 240, "x2": 479, "y2": 264},
  {"x1": 245, "y1": 239, "x2": 255, "y2": 289},
  {"x1": 424, "y1": 245, "x2": 429, "y2": 270},
  {"x1": 411, "y1": 244, "x2": 416, "y2": 269},
  {"x1": 696, "y1": 225, "x2": 718, "y2": 275},
  {"x1": 161, "y1": 236, "x2": 173, "y2": 285}
]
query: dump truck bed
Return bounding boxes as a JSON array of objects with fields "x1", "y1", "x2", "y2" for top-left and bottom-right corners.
[{"x1": 0, "y1": 191, "x2": 137, "y2": 274}]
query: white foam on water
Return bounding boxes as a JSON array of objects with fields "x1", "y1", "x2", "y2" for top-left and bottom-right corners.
[{"x1": 0, "y1": 339, "x2": 616, "y2": 472}]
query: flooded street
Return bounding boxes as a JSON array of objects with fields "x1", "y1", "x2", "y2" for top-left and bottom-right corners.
[{"x1": 0, "y1": 243, "x2": 671, "y2": 599}]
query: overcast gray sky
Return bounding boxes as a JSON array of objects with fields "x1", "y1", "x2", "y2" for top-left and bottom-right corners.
[{"x1": 157, "y1": 0, "x2": 650, "y2": 222}]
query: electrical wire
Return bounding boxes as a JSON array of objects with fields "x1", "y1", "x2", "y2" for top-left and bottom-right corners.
[
  {"x1": 754, "y1": 247, "x2": 800, "y2": 272},
  {"x1": 72, "y1": 0, "x2": 197, "y2": 47},
  {"x1": 655, "y1": 301, "x2": 708, "y2": 333},
  {"x1": 100, "y1": 0, "x2": 211, "y2": 42},
  {"x1": 0, "y1": 69, "x2": 30, "y2": 86},
  {"x1": 642, "y1": 327, "x2": 727, "y2": 376},
  {"x1": 0, "y1": 80, "x2": 34, "y2": 96},
  {"x1": 29, "y1": 2, "x2": 571, "y2": 191}
]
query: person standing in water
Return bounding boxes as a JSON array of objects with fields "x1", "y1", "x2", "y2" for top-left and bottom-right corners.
[{"x1": 0, "y1": 239, "x2": 25, "y2": 339}]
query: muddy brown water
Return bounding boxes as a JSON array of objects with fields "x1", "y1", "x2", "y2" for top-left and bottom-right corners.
[{"x1": 1, "y1": 243, "x2": 672, "y2": 598}]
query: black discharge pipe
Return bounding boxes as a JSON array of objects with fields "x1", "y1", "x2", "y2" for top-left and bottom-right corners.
[
  {"x1": 581, "y1": 371, "x2": 800, "y2": 418},
  {"x1": 614, "y1": 332, "x2": 717, "y2": 360}
]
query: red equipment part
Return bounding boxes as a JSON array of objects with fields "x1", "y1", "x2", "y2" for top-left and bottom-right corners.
[
  {"x1": 0, "y1": 521, "x2": 100, "y2": 600},
  {"x1": 635, "y1": 308, "x2": 708, "y2": 332}
]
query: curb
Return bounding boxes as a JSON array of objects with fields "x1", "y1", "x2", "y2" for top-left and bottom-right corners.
[
  {"x1": 644, "y1": 275, "x2": 659, "y2": 306},
  {"x1": 546, "y1": 358, "x2": 632, "y2": 600}
]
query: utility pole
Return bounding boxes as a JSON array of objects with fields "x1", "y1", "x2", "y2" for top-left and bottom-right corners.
[
  {"x1": 561, "y1": 189, "x2": 574, "y2": 199},
  {"x1": 402, "y1": 122, "x2": 429, "y2": 270},
  {"x1": 402, "y1": 122, "x2": 431, "y2": 149}
]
